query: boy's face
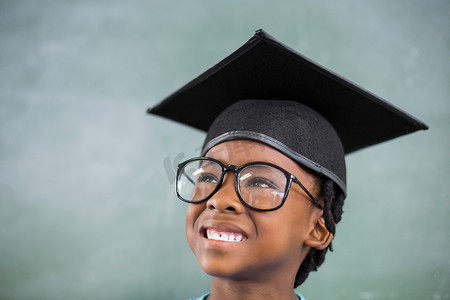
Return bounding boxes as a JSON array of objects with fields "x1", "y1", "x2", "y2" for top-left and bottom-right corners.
[{"x1": 185, "y1": 140, "x2": 326, "y2": 283}]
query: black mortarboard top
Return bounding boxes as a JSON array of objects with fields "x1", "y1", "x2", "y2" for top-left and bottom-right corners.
[{"x1": 148, "y1": 29, "x2": 428, "y2": 195}]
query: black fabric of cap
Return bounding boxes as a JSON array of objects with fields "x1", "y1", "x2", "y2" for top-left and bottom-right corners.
[{"x1": 148, "y1": 29, "x2": 428, "y2": 195}]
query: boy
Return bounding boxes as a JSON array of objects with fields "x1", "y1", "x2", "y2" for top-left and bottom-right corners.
[{"x1": 149, "y1": 30, "x2": 427, "y2": 299}]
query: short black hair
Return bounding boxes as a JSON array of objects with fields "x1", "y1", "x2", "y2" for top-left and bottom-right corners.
[{"x1": 294, "y1": 177, "x2": 345, "y2": 288}]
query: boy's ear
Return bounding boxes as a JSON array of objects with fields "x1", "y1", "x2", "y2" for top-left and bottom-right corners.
[{"x1": 304, "y1": 217, "x2": 333, "y2": 250}]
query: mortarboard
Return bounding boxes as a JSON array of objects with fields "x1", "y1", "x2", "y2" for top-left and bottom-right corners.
[{"x1": 148, "y1": 29, "x2": 428, "y2": 195}]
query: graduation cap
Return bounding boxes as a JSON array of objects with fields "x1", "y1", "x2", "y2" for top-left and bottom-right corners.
[{"x1": 148, "y1": 29, "x2": 428, "y2": 195}]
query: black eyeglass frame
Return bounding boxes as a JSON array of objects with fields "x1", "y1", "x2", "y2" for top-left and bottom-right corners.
[{"x1": 176, "y1": 157, "x2": 323, "y2": 211}]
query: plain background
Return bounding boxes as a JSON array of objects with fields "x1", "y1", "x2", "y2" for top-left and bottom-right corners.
[{"x1": 0, "y1": 1, "x2": 449, "y2": 299}]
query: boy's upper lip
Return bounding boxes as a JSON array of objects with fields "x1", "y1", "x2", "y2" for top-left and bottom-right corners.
[{"x1": 199, "y1": 218, "x2": 249, "y2": 239}]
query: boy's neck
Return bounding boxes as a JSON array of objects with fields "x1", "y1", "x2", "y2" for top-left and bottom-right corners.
[{"x1": 208, "y1": 277, "x2": 299, "y2": 300}]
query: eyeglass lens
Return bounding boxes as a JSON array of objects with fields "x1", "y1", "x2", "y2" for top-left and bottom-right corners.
[{"x1": 177, "y1": 159, "x2": 288, "y2": 210}]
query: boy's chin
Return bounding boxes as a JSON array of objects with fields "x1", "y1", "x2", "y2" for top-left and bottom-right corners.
[{"x1": 197, "y1": 255, "x2": 251, "y2": 281}]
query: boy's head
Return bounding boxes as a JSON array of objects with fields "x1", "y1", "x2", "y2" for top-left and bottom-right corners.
[
  {"x1": 183, "y1": 139, "x2": 341, "y2": 288},
  {"x1": 149, "y1": 29, "x2": 427, "y2": 288},
  {"x1": 182, "y1": 100, "x2": 346, "y2": 287}
]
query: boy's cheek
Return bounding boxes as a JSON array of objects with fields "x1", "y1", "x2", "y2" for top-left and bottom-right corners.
[{"x1": 185, "y1": 204, "x2": 202, "y2": 228}]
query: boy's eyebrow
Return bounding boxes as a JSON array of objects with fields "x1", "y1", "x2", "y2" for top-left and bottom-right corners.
[{"x1": 199, "y1": 159, "x2": 217, "y2": 169}]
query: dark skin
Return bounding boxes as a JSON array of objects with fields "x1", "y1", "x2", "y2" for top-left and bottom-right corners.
[{"x1": 185, "y1": 140, "x2": 333, "y2": 300}]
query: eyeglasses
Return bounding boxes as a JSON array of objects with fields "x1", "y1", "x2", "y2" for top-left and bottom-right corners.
[{"x1": 176, "y1": 157, "x2": 322, "y2": 211}]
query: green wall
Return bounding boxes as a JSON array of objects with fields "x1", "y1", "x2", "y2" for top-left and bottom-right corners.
[{"x1": 1, "y1": 1, "x2": 449, "y2": 299}]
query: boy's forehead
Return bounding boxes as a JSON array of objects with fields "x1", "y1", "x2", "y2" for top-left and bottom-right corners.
[
  {"x1": 206, "y1": 140, "x2": 270, "y2": 161},
  {"x1": 206, "y1": 140, "x2": 299, "y2": 169}
]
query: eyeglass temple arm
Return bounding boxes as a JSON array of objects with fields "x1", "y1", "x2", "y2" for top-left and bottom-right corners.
[
  {"x1": 181, "y1": 169, "x2": 196, "y2": 185},
  {"x1": 293, "y1": 178, "x2": 323, "y2": 209}
]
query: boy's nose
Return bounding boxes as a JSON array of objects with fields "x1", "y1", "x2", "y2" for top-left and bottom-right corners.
[{"x1": 206, "y1": 173, "x2": 244, "y2": 213}]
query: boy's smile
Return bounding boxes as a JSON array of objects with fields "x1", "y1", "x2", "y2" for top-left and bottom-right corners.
[
  {"x1": 205, "y1": 229, "x2": 247, "y2": 242},
  {"x1": 185, "y1": 140, "x2": 327, "y2": 285},
  {"x1": 202, "y1": 223, "x2": 248, "y2": 243}
]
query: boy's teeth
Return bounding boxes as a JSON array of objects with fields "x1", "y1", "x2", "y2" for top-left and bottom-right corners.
[{"x1": 206, "y1": 229, "x2": 246, "y2": 242}]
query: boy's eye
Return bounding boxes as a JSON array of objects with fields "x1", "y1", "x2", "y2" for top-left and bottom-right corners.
[
  {"x1": 244, "y1": 177, "x2": 278, "y2": 190},
  {"x1": 197, "y1": 173, "x2": 219, "y2": 184}
]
